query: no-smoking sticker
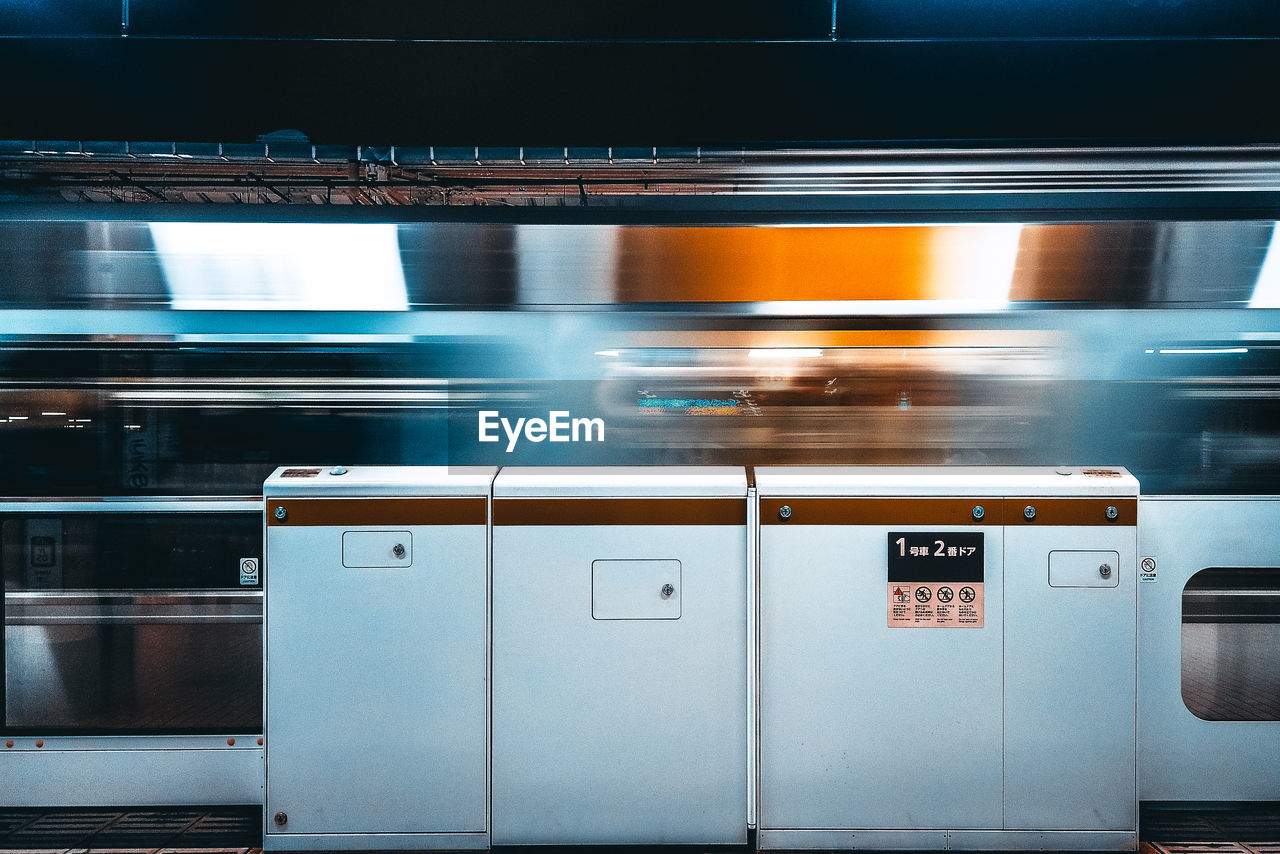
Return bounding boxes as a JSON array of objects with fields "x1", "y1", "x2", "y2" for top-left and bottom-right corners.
[{"x1": 240, "y1": 557, "x2": 260, "y2": 586}]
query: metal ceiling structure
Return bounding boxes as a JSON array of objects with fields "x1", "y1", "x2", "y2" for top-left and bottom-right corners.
[{"x1": 3, "y1": 145, "x2": 1280, "y2": 209}]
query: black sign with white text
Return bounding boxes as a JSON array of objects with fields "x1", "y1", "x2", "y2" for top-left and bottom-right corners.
[{"x1": 887, "y1": 532, "x2": 984, "y2": 583}]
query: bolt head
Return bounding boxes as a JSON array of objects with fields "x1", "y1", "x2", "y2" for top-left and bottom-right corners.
[
  {"x1": 273, "y1": 812, "x2": 288, "y2": 826},
  {"x1": 778, "y1": 505, "x2": 792, "y2": 521},
  {"x1": 329, "y1": 465, "x2": 348, "y2": 476},
  {"x1": 1023, "y1": 505, "x2": 1036, "y2": 521},
  {"x1": 274, "y1": 506, "x2": 288, "y2": 521},
  {"x1": 972, "y1": 505, "x2": 985, "y2": 521},
  {"x1": 1105, "y1": 505, "x2": 1119, "y2": 521}
]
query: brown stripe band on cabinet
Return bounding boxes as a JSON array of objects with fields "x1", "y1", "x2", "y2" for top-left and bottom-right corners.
[
  {"x1": 761, "y1": 498, "x2": 1004, "y2": 526},
  {"x1": 266, "y1": 497, "x2": 488, "y2": 527},
  {"x1": 762, "y1": 497, "x2": 1137, "y2": 527},
  {"x1": 1007, "y1": 498, "x2": 1137, "y2": 527},
  {"x1": 493, "y1": 498, "x2": 747, "y2": 526}
]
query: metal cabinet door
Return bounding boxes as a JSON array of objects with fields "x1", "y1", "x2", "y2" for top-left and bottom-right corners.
[
  {"x1": 760, "y1": 523, "x2": 1004, "y2": 831},
  {"x1": 1138, "y1": 498, "x2": 1280, "y2": 802},
  {"x1": 1004, "y1": 524, "x2": 1136, "y2": 831},
  {"x1": 265, "y1": 523, "x2": 488, "y2": 837},
  {"x1": 491, "y1": 524, "x2": 747, "y2": 845}
]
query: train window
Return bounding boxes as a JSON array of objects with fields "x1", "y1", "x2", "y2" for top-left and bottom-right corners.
[
  {"x1": 1, "y1": 510, "x2": 262, "y2": 734},
  {"x1": 1181, "y1": 567, "x2": 1280, "y2": 721}
]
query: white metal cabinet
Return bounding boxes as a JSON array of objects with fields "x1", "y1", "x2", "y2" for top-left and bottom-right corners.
[
  {"x1": 757, "y1": 466, "x2": 1139, "y2": 852},
  {"x1": 263, "y1": 466, "x2": 495, "y2": 852},
  {"x1": 490, "y1": 466, "x2": 749, "y2": 845}
]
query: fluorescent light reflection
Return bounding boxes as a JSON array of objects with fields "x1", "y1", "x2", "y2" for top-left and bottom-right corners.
[
  {"x1": 1250, "y1": 225, "x2": 1280, "y2": 308},
  {"x1": 926, "y1": 224, "x2": 1024, "y2": 304},
  {"x1": 149, "y1": 223, "x2": 409, "y2": 311},
  {"x1": 1157, "y1": 348, "x2": 1249, "y2": 355},
  {"x1": 747, "y1": 349, "x2": 824, "y2": 359}
]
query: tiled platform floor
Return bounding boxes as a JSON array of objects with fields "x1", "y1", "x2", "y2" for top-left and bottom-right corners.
[
  {"x1": 0, "y1": 807, "x2": 260, "y2": 853},
  {"x1": 0, "y1": 803, "x2": 1276, "y2": 854}
]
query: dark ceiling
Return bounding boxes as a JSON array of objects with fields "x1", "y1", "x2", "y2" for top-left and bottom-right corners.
[{"x1": 1, "y1": 0, "x2": 1278, "y2": 146}]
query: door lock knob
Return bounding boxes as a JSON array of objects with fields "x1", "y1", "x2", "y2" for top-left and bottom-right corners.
[{"x1": 661, "y1": 584, "x2": 675, "y2": 598}]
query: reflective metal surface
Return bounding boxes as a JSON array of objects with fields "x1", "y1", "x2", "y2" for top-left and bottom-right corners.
[
  {"x1": 6, "y1": 590, "x2": 263, "y2": 625},
  {"x1": 4, "y1": 621, "x2": 262, "y2": 732}
]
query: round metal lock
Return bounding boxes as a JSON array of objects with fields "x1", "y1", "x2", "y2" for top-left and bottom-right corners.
[
  {"x1": 392, "y1": 543, "x2": 406, "y2": 559},
  {"x1": 778, "y1": 505, "x2": 793, "y2": 521},
  {"x1": 1105, "y1": 505, "x2": 1119, "y2": 522},
  {"x1": 972, "y1": 505, "x2": 985, "y2": 521},
  {"x1": 1023, "y1": 505, "x2": 1036, "y2": 521},
  {"x1": 273, "y1": 812, "x2": 288, "y2": 827},
  {"x1": 1099, "y1": 563, "x2": 1113, "y2": 578},
  {"x1": 661, "y1": 584, "x2": 675, "y2": 598},
  {"x1": 274, "y1": 506, "x2": 288, "y2": 521}
]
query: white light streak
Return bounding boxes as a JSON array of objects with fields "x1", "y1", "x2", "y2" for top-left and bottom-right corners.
[
  {"x1": 149, "y1": 222, "x2": 410, "y2": 311},
  {"x1": 747, "y1": 348, "x2": 824, "y2": 359}
]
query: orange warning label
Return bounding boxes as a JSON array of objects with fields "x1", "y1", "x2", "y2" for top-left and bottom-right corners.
[{"x1": 887, "y1": 582, "x2": 984, "y2": 628}]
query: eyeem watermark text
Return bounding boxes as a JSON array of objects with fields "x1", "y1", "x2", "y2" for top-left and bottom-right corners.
[{"x1": 478, "y1": 410, "x2": 605, "y2": 452}]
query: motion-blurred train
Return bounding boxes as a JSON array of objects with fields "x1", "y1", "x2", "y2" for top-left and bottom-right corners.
[{"x1": 1, "y1": 146, "x2": 1278, "y2": 848}]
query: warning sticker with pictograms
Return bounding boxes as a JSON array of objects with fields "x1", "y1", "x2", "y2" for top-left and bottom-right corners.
[{"x1": 887, "y1": 531, "x2": 984, "y2": 628}]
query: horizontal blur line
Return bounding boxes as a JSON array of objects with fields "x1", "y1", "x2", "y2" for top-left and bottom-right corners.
[
  {"x1": 100, "y1": 404, "x2": 447, "y2": 410},
  {"x1": 13, "y1": 378, "x2": 453, "y2": 387},
  {"x1": 3, "y1": 35, "x2": 1279, "y2": 44},
  {"x1": 107, "y1": 390, "x2": 451, "y2": 401},
  {"x1": 1179, "y1": 390, "x2": 1280, "y2": 398},
  {"x1": 1157, "y1": 347, "x2": 1249, "y2": 355}
]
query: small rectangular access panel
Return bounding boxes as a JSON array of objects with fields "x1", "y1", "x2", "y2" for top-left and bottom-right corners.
[
  {"x1": 341, "y1": 530, "x2": 412, "y2": 567},
  {"x1": 1049, "y1": 550, "x2": 1120, "y2": 587},
  {"x1": 592, "y1": 559, "x2": 681, "y2": 620}
]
